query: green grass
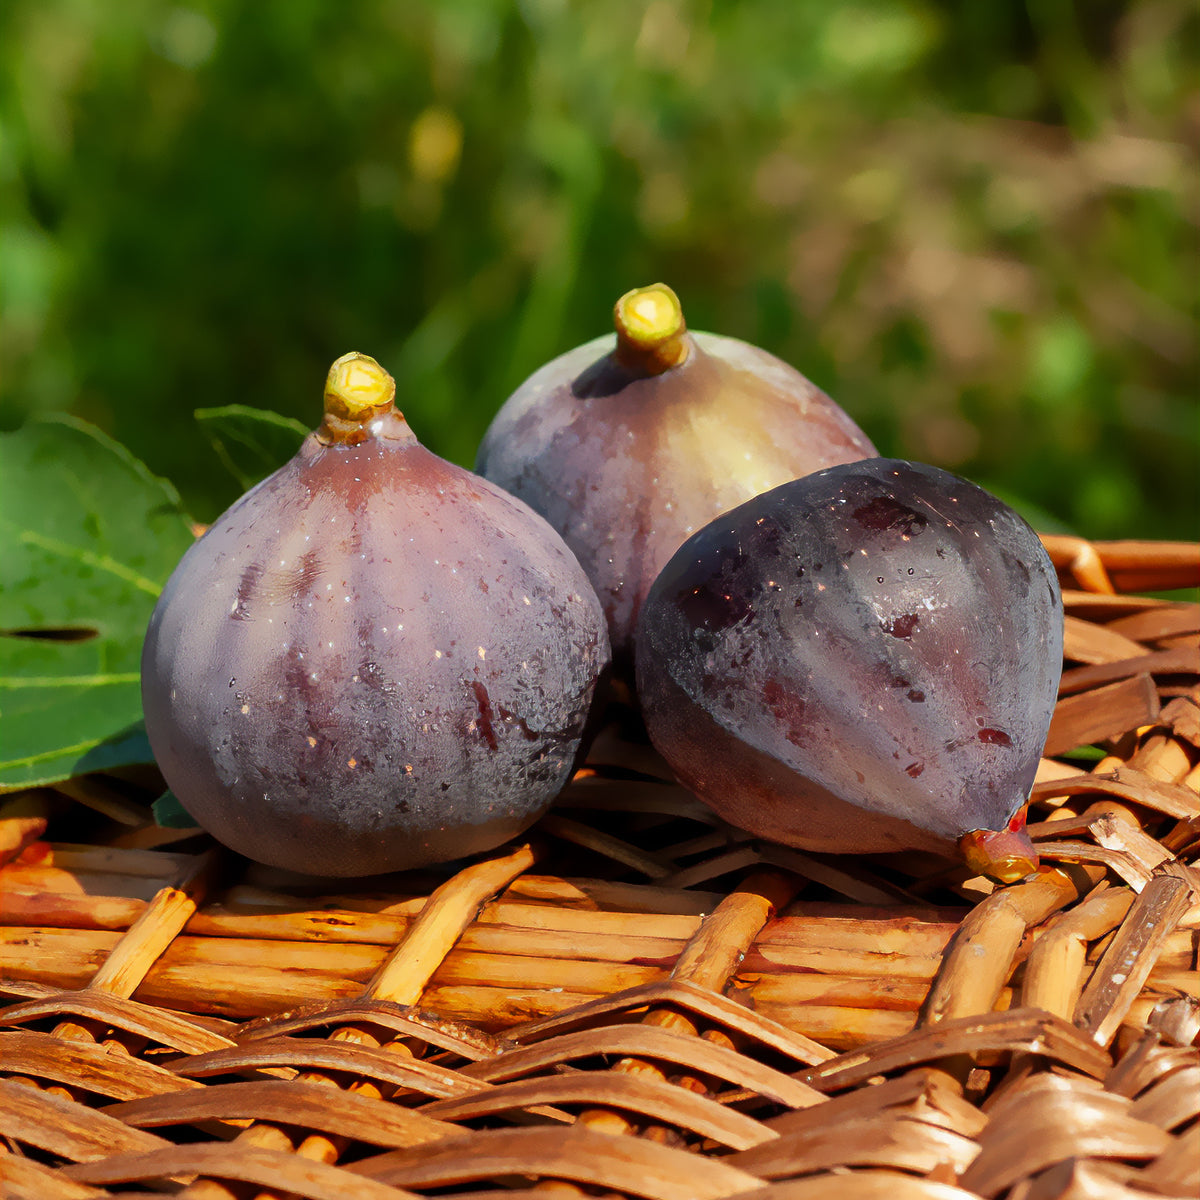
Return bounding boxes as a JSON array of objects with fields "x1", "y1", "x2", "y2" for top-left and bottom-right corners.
[{"x1": 1, "y1": 0, "x2": 1196, "y2": 538}]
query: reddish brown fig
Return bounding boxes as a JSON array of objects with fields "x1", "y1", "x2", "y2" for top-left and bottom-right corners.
[
  {"x1": 142, "y1": 353, "x2": 609, "y2": 876},
  {"x1": 635, "y1": 459, "x2": 1062, "y2": 882},
  {"x1": 476, "y1": 283, "x2": 876, "y2": 677}
]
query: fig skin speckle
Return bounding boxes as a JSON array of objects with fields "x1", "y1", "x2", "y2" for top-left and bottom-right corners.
[
  {"x1": 142, "y1": 358, "x2": 609, "y2": 877},
  {"x1": 635, "y1": 458, "x2": 1062, "y2": 861}
]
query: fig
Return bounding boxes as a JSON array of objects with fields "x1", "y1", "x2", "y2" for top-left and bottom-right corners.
[
  {"x1": 635, "y1": 458, "x2": 1062, "y2": 881},
  {"x1": 476, "y1": 283, "x2": 876, "y2": 675},
  {"x1": 141, "y1": 353, "x2": 610, "y2": 876}
]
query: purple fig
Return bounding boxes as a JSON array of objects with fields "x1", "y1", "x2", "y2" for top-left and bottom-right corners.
[
  {"x1": 476, "y1": 283, "x2": 875, "y2": 678},
  {"x1": 635, "y1": 458, "x2": 1062, "y2": 881},
  {"x1": 142, "y1": 353, "x2": 609, "y2": 876}
]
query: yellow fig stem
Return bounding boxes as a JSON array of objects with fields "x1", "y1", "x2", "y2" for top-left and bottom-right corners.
[
  {"x1": 318, "y1": 352, "x2": 402, "y2": 444},
  {"x1": 613, "y1": 283, "x2": 690, "y2": 375}
]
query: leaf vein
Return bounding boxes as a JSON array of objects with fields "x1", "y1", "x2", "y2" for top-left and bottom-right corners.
[
  {"x1": 0, "y1": 736, "x2": 123, "y2": 771},
  {"x1": 0, "y1": 673, "x2": 141, "y2": 688},
  {"x1": 18, "y1": 531, "x2": 163, "y2": 597}
]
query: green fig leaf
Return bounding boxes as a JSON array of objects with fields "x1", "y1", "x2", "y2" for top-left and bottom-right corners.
[
  {"x1": 0, "y1": 414, "x2": 196, "y2": 791},
  {"x1": 152, "y1": 789, "x2": 200, "y2": 829},
  {"x1": 195, "y1": 404, "x2": 308, "y2": 492}
]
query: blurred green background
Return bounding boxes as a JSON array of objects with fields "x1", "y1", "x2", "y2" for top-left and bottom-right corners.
[{"x1": 1, "y1": 0, "x2": 1196, "y2": 538}]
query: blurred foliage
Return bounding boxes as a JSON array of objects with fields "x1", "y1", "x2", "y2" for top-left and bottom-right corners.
[{"x1": 1, "y1": 0, "x2": 1196, "y2": 539}]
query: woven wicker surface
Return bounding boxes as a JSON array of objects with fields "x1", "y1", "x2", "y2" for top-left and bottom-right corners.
[{"x1": 1, "y1": 535, "x2": 1197, "y2": 1199}]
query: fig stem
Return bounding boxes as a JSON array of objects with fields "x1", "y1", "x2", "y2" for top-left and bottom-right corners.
[
  {"x1": 613, "y1": 283, "x2": 689, "y2": 375},
  {"x1": 319, "y1": 352, "x2": 400, "y2": 443},
  {"x1": 958, "y1": 812, "x2": 1039, "y2": 885}
]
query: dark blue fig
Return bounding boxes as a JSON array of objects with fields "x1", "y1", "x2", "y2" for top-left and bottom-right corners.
[
  {"x1": 635, "y1": 459, "x2": 1062, "y2": 879},
  {"x1": 142, "y1": 354, "x2": 609, "y2": 876}
]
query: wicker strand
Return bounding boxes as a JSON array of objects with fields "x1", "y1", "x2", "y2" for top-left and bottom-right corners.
[
  {"x1": 32, "y1": 850, "x2": 219, "y2": 1106},
  {"x1": 575, "y1": 870, "x2": 800, "y2": 1141},
  {"x1": 179, "y1": 841, "x2": 537, "y2": 1200},
  {"x1": 1, "y1": 535, "x2": 1196, "y2": 1198}
]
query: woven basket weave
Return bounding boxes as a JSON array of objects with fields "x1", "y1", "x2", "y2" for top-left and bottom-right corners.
[{"x1": 1, "y1": 535, "x2": 1197, "y2": 1199}]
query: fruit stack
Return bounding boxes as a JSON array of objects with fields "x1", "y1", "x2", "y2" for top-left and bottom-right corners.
[
  {"x1": 144, "y1": 284, "x2": 1067, "y2": 884},
  {"x1": 1, "y1": 286, "x2": 1197, "y2": 1198}
]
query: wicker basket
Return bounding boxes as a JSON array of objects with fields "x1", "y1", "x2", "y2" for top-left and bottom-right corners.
[{"x1": 1, "y1": 535, "x2": 1197, "y2": 1199}]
